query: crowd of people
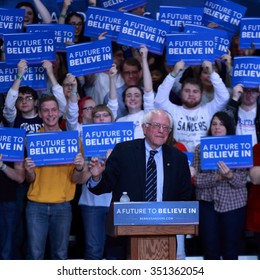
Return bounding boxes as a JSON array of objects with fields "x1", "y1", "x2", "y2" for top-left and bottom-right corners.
[{"x1": 0, "y1": 0, "x2": 260, "y2": 261}]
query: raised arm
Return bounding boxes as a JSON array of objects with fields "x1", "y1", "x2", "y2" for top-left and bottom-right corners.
[
  {"x1": 42, "y1": 60, "x2": 67, "y2": 115},
  {"x1": 107, "y1": 64, "x2": 119, "y2": 120},
  {"x1": 33, "y1": 0, "x2": 52, "y2": 23},
  {"x1": 58, "y1": 0, "x2": 72, "y2": 23},
  {"x1": 3, "y1": 60, "x2": 28, "y2": 124},
  {"x1": 154, "y1": 60, "x2": 184, "y2": 110}
]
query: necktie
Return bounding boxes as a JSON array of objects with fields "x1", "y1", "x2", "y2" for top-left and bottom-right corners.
[{"x1": 145, "y1": 150, "x2": 158, "y2": 201}]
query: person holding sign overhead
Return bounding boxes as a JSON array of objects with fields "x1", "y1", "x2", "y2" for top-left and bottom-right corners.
[
  {"x1": 24, "y1": 95, "x2": 89, "y2": 260},
  {"x1": 154, "y1": 60, "x2": 230, "y2": 152},
  {"x1": 85, "y1": 108, "x2": 193, "y2": 259},
  {"x1": 193, "y1": 111, "x2": 248, "y2": 260}
]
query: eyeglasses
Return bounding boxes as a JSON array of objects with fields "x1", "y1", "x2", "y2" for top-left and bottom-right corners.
[
  {"x1": 82, "y1": 106, "x2": 94, "y2": 111},
  {"x1": 146, "y1": 122, "x2": 172, "y2": 133},
  {"x1": 70, "y1": 22, "x2": 83, "y2": 27},
  {"x1": 244, "y1": 88, "x2": 259, "y2": 94},
  {"x1": 123, "y1": 70, "x2": 139, "y2": 76},
  {"x1": 94, "y1": 113, "x2": 111, "y2": 118},
  {"x1": 63, "y1": 83, "x2": 73, "y2": 88},
  {"x1": 17, "y1": 96, "x2": 34, "y2": 102}
]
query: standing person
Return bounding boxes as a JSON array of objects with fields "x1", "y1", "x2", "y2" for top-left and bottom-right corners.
[
  {"x1": 154, "y1": 60, "x2": 230, "y2": 152},
  {"x1": 78, "y1": 104, "x2": 115, "y2": 260},
  {"x1": 24, "y1": 95, "x2": 89, "y2": 260},
  {"x1": 85, "y1": 109, "x2": 193, "y2": 259},
  {"x1": 0, "y1": 153, "x2": 25, "y2": 260},
  {"x1": 225, "y1": 84, "x2": 260, "y2": 146},
  {"x1": 246, "y1": 143, "x2": 260, "y2": 258},
  {"x1": 193, "y1": 111, "x2": 248, "y2": 260},
  {"x1": 16, "y1": 1, "x2": 51, "y2": 29}
]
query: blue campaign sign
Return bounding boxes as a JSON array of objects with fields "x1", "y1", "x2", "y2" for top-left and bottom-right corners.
[
  {"x1": 66, "y1": 39, "x2": 113, "y2": 77},
  {"x1": 232, "y1": 56, "x2": 260, "y2": 88},
  {"x1": 184, "y1": 152, "x2": 194, "y2": 167},
  {"x1": 200, "y1": 135, "x2": 253, "y2": 170},
  {"x1": 158, "y1": 6, "x2": 203, "y2": 32},
  {"x1": 0, "y1": 8, "x2": 25, "y2": 34},
  {"x1": 0, "y1": 128, "x2": 26, "y2": 162},
  {"x1": 184, "y1": 24, "x2": 230, "y2": 59},
  {"x1": 4, "y1": 32, "x2": 56, "y2": 65},
  {"x1": 84, "y1": 7, "x2": 123, "y2": 40},
  {"x1": 117, "y1": 12, "x2": 170, "y2": 55},
  {"x1": 0, "y1": 62, "x2": 46, "y2": 93},
  {"x1": 82, "y1": 122, "x2": 134, "y2": 159},
  {"x1": 239, "y1": 18, "x2": 260, "y2": 49},
  {"x1": 26, "y1": 24, "x2": 75, "y2": 52},
  {"x1": 96, "y1": 0, "x2": 147, "y2": 11},
  {"x1": 113, "y1": 201, "x2": 199, "y2": 225},
  {"x1": 166, "y1": 32, "x2": 215, "y2": 65},
  {"x1": 26, "y1": 130, "x2": 79, "y2": 166},
  {"x1": 202, "y1": 0, "x2": 247, "y2": 35}
]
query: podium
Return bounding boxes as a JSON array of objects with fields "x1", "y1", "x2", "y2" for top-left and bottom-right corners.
[{"x1": 106, "y1": 202, "x2": 199, "y2": 260}]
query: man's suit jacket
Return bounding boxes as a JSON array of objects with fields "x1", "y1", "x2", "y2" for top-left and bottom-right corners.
[{"x1": 90, "y1": 139, "x2": 193, "y2": 202}]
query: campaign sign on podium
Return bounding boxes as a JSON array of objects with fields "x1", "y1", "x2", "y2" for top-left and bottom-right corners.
[{"x1": 113, "y1": 201, "x2": 199, "y2": 226}]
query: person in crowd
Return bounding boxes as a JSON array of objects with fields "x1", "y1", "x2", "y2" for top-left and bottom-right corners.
[
  {"x1": 116, "y1": 45, "x2": 154, "y2": 139},
  {"x1": 78, "y1": 104, "x2": 115, "y2": 260},
  {"x1": 24, "y1": 95, "x2": 89, "y2": 260},
  {"x1": 84, "y1": 42, "x2": 125, "y2": 105},
  {"x1": 3, "y1": 59, "x2": 66, "y2": 130},
  {"x1": 225, "y1": 84, "x2": 260, "y2": 146},
  {"x1": 83, "y1": 109, "x2": 193, "y2": 259},
  {"x1": 60, "y1": 9, "x2": 89, "y2": 43},
  {"x1": 0, "y1": 153, "x2": 25, "y2": 260},
  {"x1": 193, "y1": 111, "x2": 248, "y2": 259},
  {"x1": 104, "y1": 57, "x2": 143, "y2": 119},
  {"x1": 246, "y1": 143, "x2": 260, "y2": 258},
  {"x1": 65, "y1": 65, "x2": 118, "y2": 135},
  {"x1": 154, "y1": 60, "x2": 230, "y2": 152},
  {"x1": 16, "y1": 0, "x2": 51, "y2": 29}
]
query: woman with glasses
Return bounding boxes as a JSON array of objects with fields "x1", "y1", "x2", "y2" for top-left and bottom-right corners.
[{"x1": 59, "y1": 0, "x2": 89, "y2": 44}]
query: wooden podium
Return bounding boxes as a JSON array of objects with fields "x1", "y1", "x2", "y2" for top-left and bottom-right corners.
[{"x1": 106, "y1": 203, "x2": 199, "y2": 260}]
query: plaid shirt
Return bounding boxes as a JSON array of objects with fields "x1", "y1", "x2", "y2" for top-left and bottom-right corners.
[{"x1": 193, "y1": 144, "x2": 248, "y2": 213}]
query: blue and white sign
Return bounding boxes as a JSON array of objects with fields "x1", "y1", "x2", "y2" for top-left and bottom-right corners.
[
  {"x1": 66, "y1": 39, "x2": 113, "y2": 77},
  {"x1": 0, "y1": 62, "x2": 46, "y2": 93},
  {"x1": 200, "y1": 135, "x2": 253, "y2": 170},
  {"x1": 184, "y1": 24, "x2": 230, "y2": 59},
  {"x1": 0, "y1": 8, "x2": 25, "y2": 34},
  {"x1": 0, "y1": 128, "x2": 26, "y2": 161},
  {"x1": 82, "y1": 122, "x2": 134, "y2": 158},
  {"x1": 117, "y1": 13, "x2": 170, "y2": 55},
  {"x1": 239, "y1": 18, "x2": 260, "y2": 49},
  {"x1": 26, "y1": 130, "x2": 79, "y2": 166},
  {"x1": 84, "y1": 7, "x2": 123, "y2": 40},
  {"x1": 26, "y1": 24, "x2": 74, "y2": 52},
  {"x1": 4, "y1": 32, "x2": 56, "y2": 65},
  {"x1": 96, "y1": 0, "x2": 147, "y2": 11},
  {"x1": 166, "y1": 32, "x2": 215, "y2": 65},
  {"x1": 114, "y1": 201, "x2": 199, "y2": 225},
  {"x1": 202, "y1": 0, "x2": 247, "y2": 34},
  {"x1": 184, "y1": 152, "x2": 194, "y2": 167},
  {"x1": 232, "y1": 56, "x2": 260, "y2": 88},
  {"x1": 158, "y1": 6, "x2": 203, "y2": 32}
]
